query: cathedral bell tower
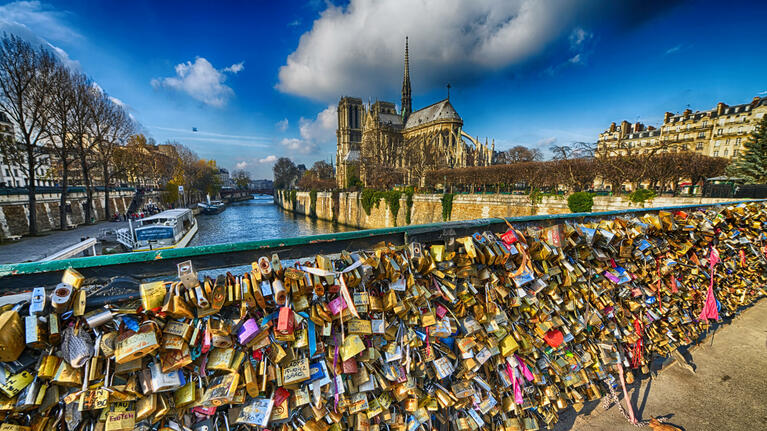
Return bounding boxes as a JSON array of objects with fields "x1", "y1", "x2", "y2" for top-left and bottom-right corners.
[{"x1": 401, "y1": 37, "x2": 412, "y2": 121}]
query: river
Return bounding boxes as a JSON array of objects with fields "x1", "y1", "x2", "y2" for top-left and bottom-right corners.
[{"x1": 188, "y1": 195, "x2": 354, "y2": 247}]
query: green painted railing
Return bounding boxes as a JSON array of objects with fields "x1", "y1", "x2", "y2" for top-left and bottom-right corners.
[{"x1": 0, "y1": 199, "x2": 762, "y2": 289}]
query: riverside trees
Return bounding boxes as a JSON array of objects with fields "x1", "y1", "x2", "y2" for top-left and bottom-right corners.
[{"x1": 0, "y1": 33, "x2": 221, "y2": 234}]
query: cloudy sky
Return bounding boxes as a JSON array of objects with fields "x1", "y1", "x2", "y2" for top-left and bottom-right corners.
[{"x1": 2, "y1": 0, "x2": 766, "y2": 178}]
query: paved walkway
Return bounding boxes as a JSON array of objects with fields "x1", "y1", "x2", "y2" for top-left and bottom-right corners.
[
  {"x1": 0, "y1": 220, "x2": 128, "y2": 264},
  {"x1": 553, "y1": 298, "x2": 767, "y2": 431}
]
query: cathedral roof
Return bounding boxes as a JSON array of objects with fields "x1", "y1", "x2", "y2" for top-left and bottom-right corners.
[
  {"x1": 377, "y1": 113, "x2": 404, "y2": 128},
  {"x1": 405, "y1": 99, "x2": 461, "y2": 129}
]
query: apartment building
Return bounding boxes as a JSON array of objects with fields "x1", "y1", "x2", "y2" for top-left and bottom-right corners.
[
  {"x1": 597, "y1": 96, "x2": 767, "y2": 159},
  {"x1": 0, "y1": 112, "x2": 54, "y2": 187}
]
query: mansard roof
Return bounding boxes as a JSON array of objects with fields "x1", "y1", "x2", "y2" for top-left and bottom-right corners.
[{"x1": 405, "y1": 99, "x2": 462, "y2": 129}]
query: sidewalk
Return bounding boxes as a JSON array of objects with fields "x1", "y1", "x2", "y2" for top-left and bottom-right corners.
[
  {"x1": 0, "y1": 220, "x2": 128, "y2": 264},
  {"x1": 553, "y1": 298, "x2": 767, "y2": 431}
]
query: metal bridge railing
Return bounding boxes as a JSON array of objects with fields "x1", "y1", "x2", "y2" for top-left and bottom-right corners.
[{"x1": 0, "y1": 199, "x2": 762, "y2": 289}]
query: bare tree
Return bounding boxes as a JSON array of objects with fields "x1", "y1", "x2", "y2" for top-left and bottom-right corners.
[
  {"x1": 44, "y1": 62, "x2": 78, "y2": 230},
  {"x1": 69, "y1": 72, "x2": 99, "y2": 224},
  {"x1": 92, "y1": 92, "x2": 133, "y2": 219},
  {"x1": 505, "y1": 145, "x2": 543, "y2": 163},
  {"x1": 231, "y1": 169, "x2": 251, "y2": 189},
  {"x1": 0, "y1": 34, "x2": 57, "y2": 235}
]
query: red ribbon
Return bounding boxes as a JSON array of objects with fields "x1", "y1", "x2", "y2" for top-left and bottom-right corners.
[{"x1": 631, "y1": 319, "x2": 643, "y2": 369}]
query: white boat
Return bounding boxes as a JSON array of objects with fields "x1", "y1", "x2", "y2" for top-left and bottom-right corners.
[
  {"x1": 198, "y1": 200, "x2": 226, "y2": 215},
  {"x1": 116, "y1": 208, "x2": 198, "y2": 252}
]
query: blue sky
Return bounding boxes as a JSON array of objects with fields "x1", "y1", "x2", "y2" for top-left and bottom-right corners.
[{"x1": 2, "y1": 0, "x2": 766, "y2": 179}]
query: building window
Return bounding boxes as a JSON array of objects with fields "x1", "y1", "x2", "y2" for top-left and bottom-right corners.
[
  {"x1": 698, "y1": 132, "x2": 705, "y2": 138},
  {"x1": 725, "y1": 139, "x2": 730, "y2": 145},
  {"x1": 703, "y1": 120, "x2": 708, "y2": 127},
  {"x1": 736, "y1": 137, "x2": 741, "y2": 145},
  {"x1": 695, "y1": 142, "x2": 703, "y2": 150},
  {"x1": 738, "y1": 126, "x2": 743, "y2": 133},
  {"x1": 717, "y1": 128, "x2": 722, "y2": 136},
  {"x1": 724, "y1": 149, "x2": 729, "y2": 156},
  {"x1": 733, "y1": 149, "x2": 739, "y2": 157},
  {"x1": 713, "y1": 150, "x2": 719, "y2": 157}
]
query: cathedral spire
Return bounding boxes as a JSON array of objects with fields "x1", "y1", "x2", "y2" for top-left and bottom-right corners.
[{"x1": 401, "y1": 37, "x2": 412, "y2": 121}]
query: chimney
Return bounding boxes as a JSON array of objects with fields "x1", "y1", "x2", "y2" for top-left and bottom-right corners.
[
  {"x1": 647, "y1": 125, "x2": 656, "y2": 131},
  {"x1": 663, "y1": 112, "x2": 672, "y2": 123},
  {"x1": 620, "y1": 120, "x2": 630, "y2": 138},
  {"x1": 684, "y1": 108, "x2": 692, "y2": 118},
  {"x1": 632, "y1": 122, "x2": 644, "y2": 133},
  {"x1": 716, "y1": 102, "x2": 727, "y2": 116},
  {"x1": 752, "y1": 96, "x2": 761, "y2": 107},
  {"x1": 609, "y1": 122, "x2": 616, "y2": 133}
]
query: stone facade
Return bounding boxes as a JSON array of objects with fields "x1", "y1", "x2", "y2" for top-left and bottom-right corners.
[
  {"x1": 336, "y1": 38, "x2": 493, "y2": 188},
  {"x1": 275, "y1": 191, "x2": 742, "y2": 230},
  {"x1": 597, "y1": 96, "x2": 767, "y2": 159},
  {"x1": 0, "y1": 189, "x2": 136, "y2": 239}
]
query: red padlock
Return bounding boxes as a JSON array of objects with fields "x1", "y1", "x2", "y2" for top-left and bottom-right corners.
[
  {"x1": 277, "y1": 306, "x2": 294, "y2": 335},
  {"x1": 201, "y1": 325, "x2": 212, "y2": 354}
]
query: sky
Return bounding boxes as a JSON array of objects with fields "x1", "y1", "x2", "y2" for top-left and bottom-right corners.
[{"x1": 1, "y1": 0, "x2": 766, "y2": 179}]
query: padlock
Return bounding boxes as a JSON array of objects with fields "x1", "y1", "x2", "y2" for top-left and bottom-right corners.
[
  {"x1": 177, "y1": 260, "x2": 199, "y2": 289},
  {"x1": 50, "y1": 282, "x2": 74, "y2": 313},
  {"x1": 277, "y1": 307, "x2": 294, "y2": 334}
]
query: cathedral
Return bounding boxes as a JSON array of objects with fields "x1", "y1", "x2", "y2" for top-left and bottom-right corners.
[{"x1": 336, "y1": 38, "x2": 494, "y2": 188}]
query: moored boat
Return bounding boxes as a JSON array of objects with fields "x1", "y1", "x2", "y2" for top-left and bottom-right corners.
[
  {"x1": 116, "y1": 208, "x2": 198, "y2": 251},
  {"x1": 198, "y1": 200, "x2": 226, "y2": 215}
]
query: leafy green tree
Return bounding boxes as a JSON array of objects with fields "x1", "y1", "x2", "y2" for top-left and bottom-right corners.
[
  {"x1": 231, "y1": 169, "x2": 251, "y2": 189},
  {"x1": 273, "y1": 157, "x2": 299, "y2": 189},
  {"x1": 727, "y1": 115, "x2": 767, "y2": 183}
]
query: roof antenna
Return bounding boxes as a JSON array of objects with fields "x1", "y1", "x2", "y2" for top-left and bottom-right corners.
[{"x1": 446, "y1": 83, "x2": 451, "y2": 101}]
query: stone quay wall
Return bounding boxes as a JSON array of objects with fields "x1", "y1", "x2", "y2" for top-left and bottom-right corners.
[
  {"x1": 0, "y1": 189, "x2": 137, "y2": 239},
  {"x1": 275, "y1": 191, "x2": 743, "y2": 230}
]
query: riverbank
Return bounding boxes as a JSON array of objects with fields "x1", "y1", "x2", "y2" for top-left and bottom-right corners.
[
  {"x1": 274, "y1": 190, "x2": 746, "y2": 229},
  {"x1": 0, "y1": 220, "x2": 128, "y2": 263},
  {"x1": 0, "y1": 196, "x2": 354, "y2": 264}
]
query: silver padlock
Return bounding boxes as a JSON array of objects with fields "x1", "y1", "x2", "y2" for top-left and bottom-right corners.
[
  {"x1": 177, "y1": 260, "x2": 199, "y2": 289},
  {"x1": 50, "y1": 283, "x2": 73, "y2": 313},
  {"x1": 29, "y1": 287, "x2": 46, "y2": 315},
  {"x1": 84, "y1": 308, "x2": 113, "y2": 329}
]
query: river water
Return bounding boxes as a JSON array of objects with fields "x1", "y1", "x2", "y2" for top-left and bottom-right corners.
[{"x1": 188, "y1": 195, "x2": 354, "y2": 247}]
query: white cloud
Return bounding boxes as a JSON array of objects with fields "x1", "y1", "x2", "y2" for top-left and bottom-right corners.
[
  {"x1": 536, "y1": 136, "x2": 557, "y2": 147},
  {"x1": 151, "y1": 57, "x2": 243, "y2": 107},
  {"x1": 280, "y1": 138, "x2": 315, "y2": 153},
  {"x1": 235, "y1": 161, "x2": 248, "y2": 169},
  {"x1": 277, "y1": 0, "x2": 658, "y2": 101},
  {"x1": 276, "y1": 118, "x2": 289, "y2": 131},
  {"x1": 223, "y1": 62, "x2": 245, "y2": 73},
  {"x1": 569, "y1": 27, "x2": 591, "y2": 49},
  {"x1": 279, "y1": 105, "x2": 337, "y2": 155},
  {"x1": 258, "y1": 155, "x2": 278, "y2": 164},
  {"x1": 299, "y1": 105, "x2": 336, "y2": 141},
  {"x1": 0, "y1": 1, "x2": 81, "y2": 69},
  {"x1": 664, "y1": 44, "x2": 682, "y2": 55},
  {"x1": 0, "y1": 1, "x2": 81, "y2": 42}
]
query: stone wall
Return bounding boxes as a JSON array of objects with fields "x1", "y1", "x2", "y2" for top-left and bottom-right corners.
[
  {"x1": 274, "y1": 190, "x2": 744, "y2": 230},
  {"x1": 0, "y1": 190, "x2": 137, "y2": 239}
]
